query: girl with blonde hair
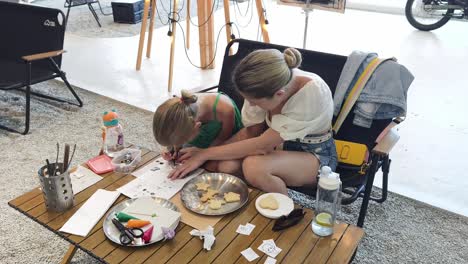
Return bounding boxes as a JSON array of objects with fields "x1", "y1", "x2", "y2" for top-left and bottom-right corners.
[
  {"x1": 153, "y1": 90, "x2": 243, "y2": 163},
  {"x1": 169, "y1": 47, "x2": 337, "y2": 195}
]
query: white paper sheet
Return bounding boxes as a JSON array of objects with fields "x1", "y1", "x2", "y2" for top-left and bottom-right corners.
[
  {"x1": 258, "y1": 239, "x2": 282, "y2": 258},
  {"x1": 264, "y1": 256, "x2": 277, "y2": 264},
  {"x1": 241, "y1": 248, "x2": 260, "y2": 262},
  {"x1": 118, "y1": 167, "x2": 203, "y2": 199},
  {"x1": 70, "y1": 166, "x2": 103, "y2": 194},
  {"x1": 132, "y1": 158, "x2": 176, "y2": 178},
  {"x1": 236, "y1": 223, "x2": 256, "y2": 235},
  {"x1": 59, "y1": 189, "x2": 120, "y2": 237}
]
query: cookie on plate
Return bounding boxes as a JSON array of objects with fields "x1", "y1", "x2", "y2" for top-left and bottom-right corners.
[
  {"x1": 223, "y1": 192, "x2": 241, "y2": 203},
  {"x1": 195, "y1": 182, "x2": 210, "y2": 191},
  {"x1": 259, "y1": 195, "x2": 279, "y2": 210},
  {"x1": 208, "y1": 199, "x2": 226, "y2": 210},
  {"x1": 200, "y1": 188, "x2": 219, "y2": 202}
]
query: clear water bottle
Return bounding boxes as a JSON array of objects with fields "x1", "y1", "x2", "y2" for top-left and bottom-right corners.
[
  {"x1": 102, "y1": 110, "x2": 124, "y2": 157},
  {"x1": 312, "y1": 166, "x2": 341, "y2": 236}
]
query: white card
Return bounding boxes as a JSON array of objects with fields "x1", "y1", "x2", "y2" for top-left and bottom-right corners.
[
  {"x1": 117, "y1": 168, "x2": 203, "y2": 199},
  {"x1": 132, "y1": 158, "x2": 171, "y2": 178},
  {"x1": 59, "y1": 189, "x2": 120, "y2": 237},
  {"x1": 258, "y1": 240, "x2": 282, "y2": 258},
  {"x1": 265, "y1": 256, "x2": 277, "y2": 264},
  {"x1": 241, "y1": 248, "x2": 259, "y2": 262},
  {"x1": 70, "y1": 166, "x2": 103, "y2": 194},
  {"x1": 236, "y1": 223, "x2": 256, "y2": 235}
]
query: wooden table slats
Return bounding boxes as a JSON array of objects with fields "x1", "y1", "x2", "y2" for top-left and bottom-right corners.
[{"x1": 8, "y1": 148, "x2": 364, "y2": 264}]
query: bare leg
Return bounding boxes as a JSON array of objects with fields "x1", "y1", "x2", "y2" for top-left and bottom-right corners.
[
  {"x1": 242, "y1": 150, "x2": 320, "y2": 195},
  {"x1": 203, "y1": 159, "x2": 243, "y2": 177}
]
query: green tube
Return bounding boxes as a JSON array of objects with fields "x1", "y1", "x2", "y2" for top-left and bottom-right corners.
[{"x1": 115, "y1": 212, "x2": 139, "y2": 222}]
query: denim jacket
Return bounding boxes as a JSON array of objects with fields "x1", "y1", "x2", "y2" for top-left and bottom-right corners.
[{"x1": 333, "y1": 51, "x2": 414, "y2": 128}]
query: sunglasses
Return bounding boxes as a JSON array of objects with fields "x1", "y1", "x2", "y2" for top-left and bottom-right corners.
[{"x1": 272, "y1": 208, "x2": 306, "y2": 231}]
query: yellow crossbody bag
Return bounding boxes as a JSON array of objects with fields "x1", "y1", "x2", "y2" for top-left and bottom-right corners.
[
  {"x1": 332, "y1": 57, "x2": 394, "y2": 169},
  {"x1": 334, "y1": 140, "x2": 369, "y2": 166}
]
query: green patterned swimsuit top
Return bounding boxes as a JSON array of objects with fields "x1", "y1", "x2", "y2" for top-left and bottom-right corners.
[{"x1": 188, "y1": 93, "x2": 243, "y2": 148}]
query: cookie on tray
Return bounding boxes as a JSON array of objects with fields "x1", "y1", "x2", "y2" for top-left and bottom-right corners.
[{"x1": 223, "y1": 192, "x2": 241, "y2": 203}]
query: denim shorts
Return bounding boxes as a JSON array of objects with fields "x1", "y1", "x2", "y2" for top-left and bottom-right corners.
[{"x1": 283, "y1": 137, "x2": 338, "y2": 171}]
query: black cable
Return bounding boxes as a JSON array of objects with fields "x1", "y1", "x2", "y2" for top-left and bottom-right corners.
[
  {"x1": 156, "y1": 2, "x2": 171, "y2": 25},
  {"x1": 177, "y1": 0, "x2": 185, "y2": 14},
  {"x1": 175, "y1": 20, "x2": 240, "y2": 69},
  {"x1": 234, "y1": 0, "x2": 251, "y2": 17},
  {"x1": 159, "y1": 0, "x2": 170, "y2": 14},
  {"x1": 233, "y1": 0, "x2": 254, "y2": 28},
  {"x1": 188, "y1": 0, "x2": 218, "y2": 28}
]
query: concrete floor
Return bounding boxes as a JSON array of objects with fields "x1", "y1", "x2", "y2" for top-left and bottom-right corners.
[{"x1": 61, "y1": 1, "x2": 468, "y2": 217}]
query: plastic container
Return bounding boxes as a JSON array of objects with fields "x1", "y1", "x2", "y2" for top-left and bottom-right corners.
[
  {"x1": 111, "y1": 148, "x2": 142, "y2": 173},
  {"x1": 312, "y1": 166, "x2": 341, "y2": 236},
  {"x1": 87, "y1": 155, "x2": 114, "y2": 174}
]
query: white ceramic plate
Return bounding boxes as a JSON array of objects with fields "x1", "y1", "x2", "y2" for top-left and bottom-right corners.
[{"x1": 255, "y1": 193, "x2": 294, "y2": 219}]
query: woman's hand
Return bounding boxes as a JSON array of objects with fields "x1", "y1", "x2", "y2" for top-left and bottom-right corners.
[
  {"x1": 168, "y1": 156, "x2": 205, "y2": 180},
  {"x1": 177, "y1": 147, "x2": 201, "y2": 162}
]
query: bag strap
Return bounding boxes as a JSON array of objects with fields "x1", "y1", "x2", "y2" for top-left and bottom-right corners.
[{"x1": 332, "y1": 57, "x2": 396, "y2": 134}]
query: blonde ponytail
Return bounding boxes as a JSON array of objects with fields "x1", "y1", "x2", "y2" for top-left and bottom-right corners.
[
  {"x1": 180, "y1": 90, "x2": 198, "y2": 104},
  {"x1": 152, "y1": 91, "x2": 198, "y2": 146}
]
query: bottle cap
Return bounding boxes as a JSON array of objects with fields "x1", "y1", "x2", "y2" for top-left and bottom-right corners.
[
  {"x1": 103, "y1": 110, "x2": 119, "y2": 127},
  {"x1": 318, "y1": 166, "x2": 340, "y2": 190},
  {"x1": 320, "y1": 166, "x2": 332, "y2": 177}
]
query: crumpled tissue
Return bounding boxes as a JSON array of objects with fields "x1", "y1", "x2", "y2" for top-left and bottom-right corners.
[{"x1": 189, "y1": 225, "x2": 215, "y2": 250}]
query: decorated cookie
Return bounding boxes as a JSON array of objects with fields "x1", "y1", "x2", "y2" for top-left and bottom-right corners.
[
  {"x1": 259, "y1": 195, "x2": 279, "y2": 210},
  {"x1": 208, "y1": 199, "x2": 226, "y2": 210},
  {"x1": 195, "y1": 182, "x2": 210, "y2": 191},
  {"x1": 223, "y1": 192, "x2": 241, "y2": 203},
  {"x1": 200, "y1": 188, "x2": 219, "y2": 202}
]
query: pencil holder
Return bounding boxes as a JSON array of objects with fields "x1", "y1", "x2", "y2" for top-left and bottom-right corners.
[{"x1": 38, "y1": 163, "x2": 75, "y2": 212}]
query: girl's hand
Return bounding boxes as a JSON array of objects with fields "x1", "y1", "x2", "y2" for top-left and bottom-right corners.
[
  {"x1": 168, "y1": 156, "x2": 205, "y2": 180},
  {"x1": 161, "y1": 151, "x2": 173, "y2": 161},
  {"x1": 161, "y1": 146, "x2": 177, "y2": 161},
  {"x1": 177, "y1": 147, "x2": 201, "y2": 162}
]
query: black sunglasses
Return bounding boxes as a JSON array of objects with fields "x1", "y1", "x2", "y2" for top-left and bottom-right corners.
[{"x1": 272, "y1": 208, "x2": 306, "y2": 231}]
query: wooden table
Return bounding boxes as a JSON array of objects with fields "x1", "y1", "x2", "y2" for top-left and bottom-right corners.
[{"x1": 8, "y1": 148, "x2": 364, "y2": 264}]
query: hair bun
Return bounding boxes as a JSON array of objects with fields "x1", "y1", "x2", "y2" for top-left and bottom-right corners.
[
  {"x1": 283, "y1": 48, "x2": 302, "y2": 69},
  {"x1": 180, "y1": 90, "x2": 198, "y2": 104}
]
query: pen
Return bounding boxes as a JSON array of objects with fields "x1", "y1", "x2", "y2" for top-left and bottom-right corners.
[
  {"x1": 46, "y1": 159, "x2": 52, "y2": 176},
  {"x1": 170, "y1": 146, "x2": 178, "y2": 167}
]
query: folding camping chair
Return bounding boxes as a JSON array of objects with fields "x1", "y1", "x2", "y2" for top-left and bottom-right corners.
[
  {"x1": 64, "y1": 0, "x2": 103, "y2": 27},
  {"x1": 194, "y1": 39, "x2": 403, "y2": 228},
  {"x1": 0, "y1": 2, "x2": 83, "y2": 135}
]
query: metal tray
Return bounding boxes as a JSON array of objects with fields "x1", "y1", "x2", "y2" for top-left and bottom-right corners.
[
  {"x1": 103, "y1": 197, "x2": 180, "y2": 247},
  {"x1": 180, "y1": 173, "x2": 249, "y2": 216}
]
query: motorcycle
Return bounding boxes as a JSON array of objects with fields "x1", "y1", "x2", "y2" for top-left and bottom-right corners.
[{"x1": 405, "y1": 0, "x2": 468, "y2": 31}]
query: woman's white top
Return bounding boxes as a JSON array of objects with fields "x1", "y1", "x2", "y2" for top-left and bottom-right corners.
[{"x1": 241, "y1": 74, "x2": 333, "y2": 141}]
